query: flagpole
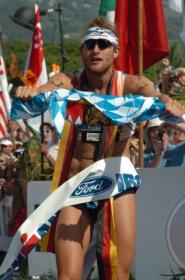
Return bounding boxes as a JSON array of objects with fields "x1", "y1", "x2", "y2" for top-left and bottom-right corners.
[
  {"x1": 138, "y1": 0, "x2": 144, "y2": 168},
  {"x1": 58, "y1": 4, "x2": 65, "y2": 71}
]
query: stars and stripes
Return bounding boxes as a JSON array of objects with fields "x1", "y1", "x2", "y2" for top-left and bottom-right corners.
[
  {"x1": 0, "y1": 46, "x2": 10, "y2": 138},
  {"x1": 0, "y1": 91, "x2": 8, "y2": 138}
]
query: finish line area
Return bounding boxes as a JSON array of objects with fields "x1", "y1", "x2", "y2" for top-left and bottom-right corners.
[{"x1": 0, "y1": 167, "x2": 185, "y2": 280}]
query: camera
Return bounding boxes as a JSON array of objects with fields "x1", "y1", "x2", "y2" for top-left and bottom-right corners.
[
  {"x1": 158, "y1": 129, "x2": 165, "y2": 142},
  {"x1": 13, "y1": 148, "x2": 24, "y2": 158}
]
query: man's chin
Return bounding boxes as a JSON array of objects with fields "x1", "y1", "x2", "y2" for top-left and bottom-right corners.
[{"x1": 87, "y1": 66, "x2": 106, "y2": 75}]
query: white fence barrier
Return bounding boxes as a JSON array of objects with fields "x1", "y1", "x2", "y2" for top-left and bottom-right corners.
[{"x1": 0, "y1": 196, "x2": 12, "y2": 251}]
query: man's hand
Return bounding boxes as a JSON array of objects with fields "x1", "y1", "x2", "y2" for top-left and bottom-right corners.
[
  {"x1": 40, "y1": 143, "x2": 49, "y2": 157},
  {"x1": 158, "y1": 95, "x2": 185, "y2": 117},
  {"x1": 15, "y1": 73, "x2": 74, "y2": 100},
  {"x1": 16, "y1": 86, "x2": 39, "y2": 100}
]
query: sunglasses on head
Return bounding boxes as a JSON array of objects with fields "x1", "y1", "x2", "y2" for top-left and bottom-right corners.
[{"x1": 83, "y1": 39, "x2": 113, "y2": 50}]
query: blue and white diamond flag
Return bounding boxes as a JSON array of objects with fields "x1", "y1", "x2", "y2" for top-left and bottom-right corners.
[{"x1": 11, "y1": 88, "x2": 185, "y2": 136}]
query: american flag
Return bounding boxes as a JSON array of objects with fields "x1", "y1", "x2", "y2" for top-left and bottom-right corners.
[{"x1": 0, "y1": 44, "x2": 10, "y2": 138}]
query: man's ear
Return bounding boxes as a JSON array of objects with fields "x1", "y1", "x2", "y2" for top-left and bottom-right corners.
[{"x1": 114, "y1": 47, "x2": 119, "y2": 59}]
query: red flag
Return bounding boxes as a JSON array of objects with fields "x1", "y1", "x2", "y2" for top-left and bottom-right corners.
[
  {"x1": 24, "y1": 4, "x2": 49, "y2": 132},
  {"x1": 0, "y1": 44, "x2": 10, "y2": 138},
  {"x1": 114, "y1": 0, "x2": 169, "y2": 74},
  {"x1": 25, "y1": 4, "x2": 47, "y2": 85}
]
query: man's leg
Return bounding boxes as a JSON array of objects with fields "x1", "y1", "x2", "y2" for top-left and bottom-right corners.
[
  {"x1": 55, "y1": 205, "x2": 93, "y2": 280},
  {"x1": 113, "y1": 192, "x2": 137, "y2": 280}
]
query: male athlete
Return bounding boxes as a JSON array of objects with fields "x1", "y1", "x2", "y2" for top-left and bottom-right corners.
[{"x1": 16, "y1": 17, "x2": 185, "y2": 280}]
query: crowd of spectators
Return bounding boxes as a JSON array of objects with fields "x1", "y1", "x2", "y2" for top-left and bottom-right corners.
[
  {"x1": 128, "y1": 59, "x2": 185, "y2": 168},
  {"x1": 126, "y1": 120, "x2": 185, "y2": 168},
  {"x1": 0, "y1": 120, "x2": 59, "y2": 236}
]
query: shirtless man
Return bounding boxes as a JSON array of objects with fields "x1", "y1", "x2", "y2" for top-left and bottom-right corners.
[{"x1": 16, "y1": 17, "x2": 185, "y2": 280}]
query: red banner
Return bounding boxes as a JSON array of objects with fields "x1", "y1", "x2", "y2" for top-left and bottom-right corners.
[
  {"x1": 25, "y1": 4, "x2": 47, "y2": 85},
  {"x1": 114, "y1": 0, "x2": 169, "y2": 74}
]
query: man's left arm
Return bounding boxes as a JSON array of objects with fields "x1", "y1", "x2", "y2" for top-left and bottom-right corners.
[{"x1": 124, "y1": 75, "x2": 185, "y2": 117}]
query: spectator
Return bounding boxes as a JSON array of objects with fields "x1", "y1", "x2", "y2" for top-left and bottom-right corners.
[
  {"x1": 158, "y1": 62, "x2": 185, "y2": 97},
  {"x1": 15, "y1": 127, "x2": 28, "y2": 143},
  {"x1": 144, "y1": 118, "x2": 170, "y2": 167},
  {"x1": 0, "y1": 153, "x2": 8, "y2": 201},
  {"x1": 40, "y1": 122, "x2": 59, "y2": 169},
  {"x1": 158, "y1": 58, "x2": 173, "y2": 94},
  {"x1": 0, "y1": 138, "x2": 16, "y2": 165},
  {"x1": 144, "y1": 118, "x2": 185, "y2": 167},
  {"x1": 16, "y1": 138, "x2": 41, "y2": 205},
  {"x1": 7, "y1": 120, "x2": 17, "y2": 141},
  {"x1": 173, "y1": 123, "x2": 185, "y2": 144},
  {"x1": 0, "y1": 152, "x2": 22, "y2": 236},
  {"x1": 6, "y1": 138, "x2": 42, "y2": 235}
]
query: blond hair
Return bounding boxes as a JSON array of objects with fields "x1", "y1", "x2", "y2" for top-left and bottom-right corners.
[{"x1": 81, "y1": 16, "x2": 117, "y2": 38}]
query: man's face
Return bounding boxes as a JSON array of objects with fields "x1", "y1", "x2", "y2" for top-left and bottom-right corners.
[
  {"x1": 8, "y1": 120, "x2": 16, "y2": 132},
  {"x1": 16, "y1": 130, "x2": 25, "y2": 141},
  {"x1": 42, "y1": 125, "x2": 53, "y2": 144},
  {"x1": 1, "y1": 145, "x2": 13, "y2": 156},
  {"x1": 26, "y1": 149, "x2": 38, "y2": 164},
  {"x1": 80, "y1": 39, "x2": 119, "y2": 74},
  {"x1": 0, "y1": 157, "x2": 6, "y2": 171}
]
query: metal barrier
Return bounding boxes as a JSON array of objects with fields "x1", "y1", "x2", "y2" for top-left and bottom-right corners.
[{"x1": 0, "y1": 196, "x2": 12, "y2": 251}]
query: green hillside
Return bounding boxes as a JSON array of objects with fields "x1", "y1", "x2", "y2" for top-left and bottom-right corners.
[{"x1": 0, "y1": 0, "x2": 183, "y2": 43}]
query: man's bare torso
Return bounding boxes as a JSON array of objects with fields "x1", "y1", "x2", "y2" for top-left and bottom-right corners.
[{"x1": 49, "y1": 72, "x2": 131, "y2": 179}]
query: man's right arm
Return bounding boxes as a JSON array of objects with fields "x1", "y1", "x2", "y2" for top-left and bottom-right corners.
[{"x1": 16, "y1": 72, "x2": 74, "y2": 99}]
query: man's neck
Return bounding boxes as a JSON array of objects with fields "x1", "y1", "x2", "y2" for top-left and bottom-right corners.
[{"x1": 84, "y1": 68, "x2": 114, "y2": 94}]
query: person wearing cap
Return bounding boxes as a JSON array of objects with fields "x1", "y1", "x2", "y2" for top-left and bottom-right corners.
[
  {"x1": 144, "y1": 118, "x2": 170, "y2": 167},
  {"x1": 0, "y1": 138, "x2": 13, "y2": 148},
  {"x1": 0, "y1": 138, "x2": 15, "y2": 165},
  {"x1": 144, "y1": 118, "x2": 185, "y2": 167},
  {"x1": 15, "y1": 17, "x2": 185, "y2": 280}
]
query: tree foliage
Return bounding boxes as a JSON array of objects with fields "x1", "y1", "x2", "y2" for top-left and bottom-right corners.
[{"x1": 3, "y1": 38, "x2": 83, "y2": 78}]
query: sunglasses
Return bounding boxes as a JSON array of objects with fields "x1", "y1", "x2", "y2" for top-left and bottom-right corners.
[
  {"x1": 43, "y1": 129, "x2": 52, "y2": 134},
  {"x1": 83, "y1": 39, "x2": 113, "y2": 50}
]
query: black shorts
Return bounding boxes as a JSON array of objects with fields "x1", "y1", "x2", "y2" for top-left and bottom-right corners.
[{"x1": 74, "y1": 187, "x2": 137, "y2": 224}]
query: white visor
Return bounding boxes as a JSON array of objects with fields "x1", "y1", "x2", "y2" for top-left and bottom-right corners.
[{"x1": 81, "y1": 27, "x2": 118, "y2": 47}]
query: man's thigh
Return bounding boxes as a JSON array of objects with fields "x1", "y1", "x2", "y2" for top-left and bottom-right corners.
[
  {"x1": 55, "y1": 205, "x2": 94, "y2": 277},
  {"x1": 113, "y1": 192, "x2": 136, "y2": 268}
]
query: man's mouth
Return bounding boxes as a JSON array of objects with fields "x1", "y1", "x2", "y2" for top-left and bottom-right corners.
[{"x1": 90, "y1": 57, "x2": 102, "y2": 62}]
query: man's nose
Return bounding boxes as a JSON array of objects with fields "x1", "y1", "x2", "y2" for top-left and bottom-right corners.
[{"x1": 92, "y1": 43, "x2": 101, "y2": 51}]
